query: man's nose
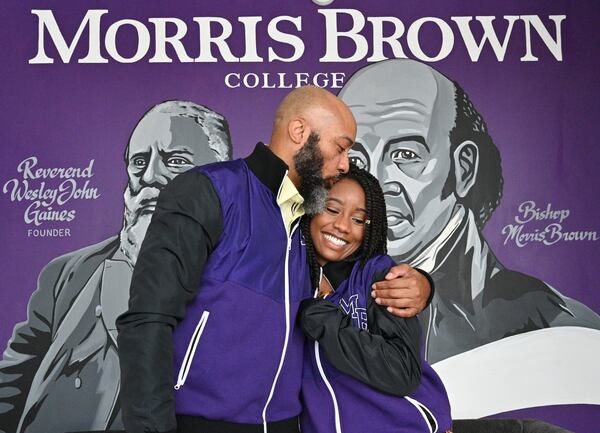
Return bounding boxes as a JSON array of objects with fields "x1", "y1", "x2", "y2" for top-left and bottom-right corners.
[
  {"x1": 382, "y1": 181, "x2": 403, "y2": 197},
  {"x1": 140, "y1": 156, "x2": 170, "y2": 188},
  {"x1": 338, "y1": 152, "x2": 350, "y2": 174}
]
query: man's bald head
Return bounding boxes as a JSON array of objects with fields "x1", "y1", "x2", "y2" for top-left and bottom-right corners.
[
  {"x1": 273, "y1": 85, "x2": 353, "y2": 132},
  {"x1": 270, "y1": 86, "x2": 355, "y2": 154},
  {"x1": 270, "y1": 85, "x2": 356, "y2": 187},
  {"x1": 339, "y1": 59, "x2": 502, "y2": 261}
]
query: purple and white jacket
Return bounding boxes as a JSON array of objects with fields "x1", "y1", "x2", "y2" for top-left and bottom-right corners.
[
  {"x1": 299, "y1": 255, "x2": 452, "y2": 433},
  {"x1": 118, "y1": 144, "x2": 312, "y2": 433}
]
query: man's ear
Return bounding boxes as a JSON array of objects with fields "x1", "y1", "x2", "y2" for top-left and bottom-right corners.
[
  {"x1": 288, "y1": 117, "x2": 308, "y2": 147},
  {"x1": 452, "y1": 141, "x2": 478, "y2": 198}
]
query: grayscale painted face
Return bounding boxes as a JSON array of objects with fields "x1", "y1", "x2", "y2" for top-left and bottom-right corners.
[
  {"x1": 127, "y1": 113, "x2": 219, "y2": 195},
  {"x1": 340, "y1": 60, "x2": 458, "y2": 262},
  {"x1": 120, "y1": 113, "x2": 221, "y2": 266}
]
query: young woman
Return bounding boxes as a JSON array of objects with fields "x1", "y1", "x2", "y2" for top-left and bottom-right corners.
[{"x1": 298, "y1": 165, "x2": 452, "y2": 433}]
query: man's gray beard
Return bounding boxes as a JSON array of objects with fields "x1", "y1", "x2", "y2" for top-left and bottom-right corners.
[
  {"x1": 294, "y1": 132, "x2": 329, "y2": 216},
  {"x1": 302, "y1": 185, "x2": 328, "y2": 216},
  {"x1": 118, "y1": 185, "x2": 161, "y2": 268}
]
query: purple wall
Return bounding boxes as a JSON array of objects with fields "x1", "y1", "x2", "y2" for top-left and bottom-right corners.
[{"x1": 1, "y1": 1, "x2": 598, "y2": 431}]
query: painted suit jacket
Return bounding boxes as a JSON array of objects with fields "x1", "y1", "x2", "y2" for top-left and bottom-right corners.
[
  {"x1": 413, "y1": 209, "x2": 600, "y2": 364},
  {"x1": 0, "y1": 237, "x2": 129, "y2": 433}
]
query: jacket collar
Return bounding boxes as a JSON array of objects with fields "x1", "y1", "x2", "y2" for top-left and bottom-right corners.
[
  {"x1": 322, "y1": 260, "x2": 356, "y2": 290},
  {"x1": 245, "y1": 142, "x2": 289, "y2": 196}
]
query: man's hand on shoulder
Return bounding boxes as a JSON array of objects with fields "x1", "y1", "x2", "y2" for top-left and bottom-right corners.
[{"x1": 371, "y1": 264, "x2": 432, "y2": 318}]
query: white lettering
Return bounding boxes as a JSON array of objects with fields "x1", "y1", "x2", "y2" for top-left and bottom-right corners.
[
  {"x1": 24, "y1": 202, "x2": 76, "y2": 226},
  {"x1": 193, "y1": 17, "x2": 238, "y2": 62},
  {"x1": 268, "y1": 16, "x2": 304, "y2": 62},
  {"x1": 225, "y1": 72, "x2": 240, "y2": 88},
  {"x1": 28, "y1": 10, "x2": 567, "y2": 65},
  {"x1": 239, "y1": 16, "x2": 264, "y2": 62},
  {"x1": 407, "y1": 17, "x2": 454, "y2": 62},
  {"x1": 452, "y1": 16, "x2": 519, "y2": 62},
  {"x1": 367, "y1": 17, "x2": 407, "y2": 62},
  {"x1": 29, "y1": 9, "x2": 108, "y2": 64},
  {"x1": 515, "y1": 201, "x2": 570, "y2": 224},
  {"x1": 27, "y1": 228, "x2": 72, "y2": 237},
  {"x1": 319, "y1": 9, "x2": 368, "y2": 62},
  {"x1": 149, "y1": 18, "x2": 193, "y2": 63},
  {"x1": 223, "y1": 71, "x2": 346, "y2": 89},
  {"x1": 105, "y1": 19, "x2": 151, "y2": 63},
  {"x1": 521, "y1": 15, "x2": 565, "y2": 62}
]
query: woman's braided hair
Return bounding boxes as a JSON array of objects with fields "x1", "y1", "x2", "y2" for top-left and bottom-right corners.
[{"x1": 301, "y1": 163, "x2": 388, "y2": 289}]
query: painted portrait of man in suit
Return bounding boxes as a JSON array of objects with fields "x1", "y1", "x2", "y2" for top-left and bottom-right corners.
[
  {"x1": 339, "y1": 59, "x2": 600, "y2": 364},
  {"x1": 0, "y1": 101, "x2": 231, "y2": 433}
]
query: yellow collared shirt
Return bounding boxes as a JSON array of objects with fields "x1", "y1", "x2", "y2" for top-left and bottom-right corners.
[{"x1": 277, "y1": 176, "x2": 305, "y2": 235}]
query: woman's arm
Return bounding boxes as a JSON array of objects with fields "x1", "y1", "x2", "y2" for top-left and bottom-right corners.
[{"x1": 298, "y1": 296, "x2": 422, "y2": 396}]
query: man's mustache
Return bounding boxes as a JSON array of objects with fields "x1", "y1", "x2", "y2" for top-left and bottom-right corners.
[
  {"x1": 124, "y1": 186, "x2": 161, "y2": 220},
  {"x1": 384, "y1": 186, "x2": 415, "y2": 226},
  {"x1": 387, "y1": 208, "x2": 414, "y2": 226}
]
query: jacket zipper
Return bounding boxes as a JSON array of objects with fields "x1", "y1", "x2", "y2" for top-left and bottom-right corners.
[
  {"x1": 261, "y1": 203, "x2": 298, "y2": 433},
  {"x1": 315, "y1": 341, "x2": 343, "y2": 433},
  {"x1": 314, "y1": 266, "x2": 342, "y2": 432},
  {"x1": 404, "y1": 396, "x2": 439, "y2": 433},
  {"x1": 174, "y1": 310, "x2": 210, "y2": 390}
]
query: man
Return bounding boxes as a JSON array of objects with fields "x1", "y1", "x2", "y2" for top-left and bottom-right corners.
[
  {"x1": 339, "y1": 59, "x2": 600, "y2": 364},
  {"x1": 0, "y1": 101, "x2": 231, "y2": 433},
  {"x1": 117, "y1": 86, "x2": 433, "y2": 433}
]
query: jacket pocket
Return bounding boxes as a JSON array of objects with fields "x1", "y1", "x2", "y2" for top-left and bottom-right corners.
[
  {"x1": 404, "y1": 396, "x2": 438, "y2": 433},
  {"x1": 174, "y1": 310, "x2": 210, "y2": 390}
]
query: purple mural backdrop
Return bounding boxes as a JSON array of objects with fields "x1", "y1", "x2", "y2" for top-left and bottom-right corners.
[{"x1": 1, "y1": 1, "x2": 599, "y2": 432}]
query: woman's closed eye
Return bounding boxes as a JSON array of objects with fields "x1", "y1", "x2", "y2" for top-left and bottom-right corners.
[{"x1": 351, "y1": 216, "x2": 366, "y2": 226}]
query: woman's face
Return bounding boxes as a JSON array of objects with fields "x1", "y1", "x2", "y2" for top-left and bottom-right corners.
[{"x1": 310, "y1": 178, "x2": 367, "y2": 266}]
